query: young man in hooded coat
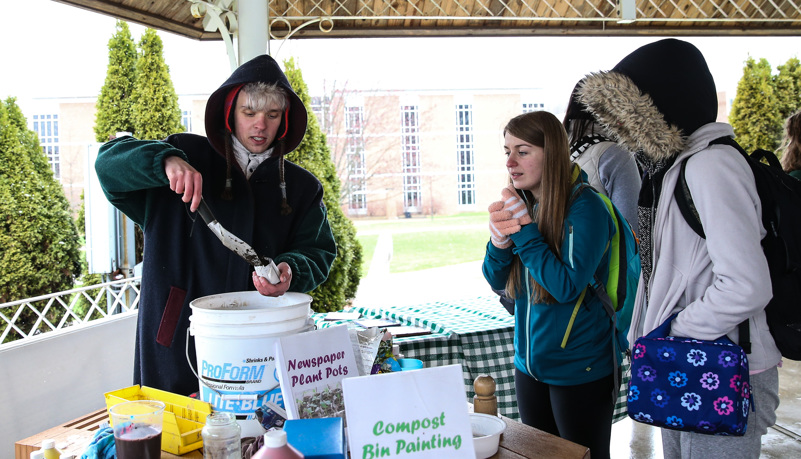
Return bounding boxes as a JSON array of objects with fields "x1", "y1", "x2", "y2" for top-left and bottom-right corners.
[
  {"x1": 578, "y1": 39, "x2": 780, "y2": 458},
  {"x1": 95, "y1": 54, "x2": 337, "y2": 396}
]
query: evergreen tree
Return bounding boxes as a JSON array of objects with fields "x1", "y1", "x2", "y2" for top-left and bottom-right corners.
[
  {"x1": 131, "y1": 28, "x2": 184, "y2": 140},
  {"x1": 94, "y1": 21, "x2": 138, "y2": 142},
  {"x1": 775, "y1": 57, "x2": 801, "y2": 126},
  {"x1": 283, "y1": 58, "x2": 363, "y2": 312},
  {"x1": 0, "y1": 98, "x2": 82, "y2": 339},
  {"x1": 730, "y1": 57, "x2": 782, "y2": 152}
]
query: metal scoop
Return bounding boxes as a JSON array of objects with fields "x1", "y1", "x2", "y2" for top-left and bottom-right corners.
[{"x1": 196, "y1": 198, "x2": 280, "y2": 284}]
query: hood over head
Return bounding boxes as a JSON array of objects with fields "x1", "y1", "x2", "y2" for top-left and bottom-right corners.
[
  {"x1": 577, "y1": 39, "x2": 718, "y2": 161},
  {"x1": 205, "y1": 54, "x2": 307, "y2": 156}
]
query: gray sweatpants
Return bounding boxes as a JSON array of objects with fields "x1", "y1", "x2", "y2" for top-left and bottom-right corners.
[{"x1": 661, "y1": 366, "x2": 780, "y2": 459}]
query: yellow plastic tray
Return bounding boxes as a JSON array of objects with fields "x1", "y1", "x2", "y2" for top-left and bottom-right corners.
[{"x1": 104, "y1": 385, "x2": 213, "y2": 455}]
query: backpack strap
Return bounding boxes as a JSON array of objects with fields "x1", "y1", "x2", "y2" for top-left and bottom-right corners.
[
  {"x1": 591, "y1": 275, "x2": 621, "y2": 406},
  {"x1": 568, "y1": 182, "x2": 623, "y2": 404},
  {"x1": 672, "y1": 136, "x2": 751, "y2": 353},
  {"x1": 673, "y1": 158, "x2": 706, "y2": 238}
]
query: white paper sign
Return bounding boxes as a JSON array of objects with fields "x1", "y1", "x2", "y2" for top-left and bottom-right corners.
[
  {"x1": 274, "y1": 325, "x2": 360, "y2": 419},
  {"x1": 342, "y1": 364, "x2": 476, "y2": 458}
]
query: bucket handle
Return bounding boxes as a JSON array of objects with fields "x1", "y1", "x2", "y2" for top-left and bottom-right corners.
[{"x1": 185, "y1": 328, "x2": 280, "y2": 401}]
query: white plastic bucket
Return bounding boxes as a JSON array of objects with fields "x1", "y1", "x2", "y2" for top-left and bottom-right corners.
[{"x1": 188, "y1": 291, "x2": 313, "y2": 422}]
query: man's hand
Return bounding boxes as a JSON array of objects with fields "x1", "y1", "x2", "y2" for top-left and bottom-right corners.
[
  {"x1": 252, "y1": 262, "x2": 292, "y2": 297},
  {"x1": 164, "y1": 156, "x2": 203, "y2": 212}
]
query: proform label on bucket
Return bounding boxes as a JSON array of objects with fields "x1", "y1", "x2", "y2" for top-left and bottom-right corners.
[
  {"x1": 188, "y1": 290, "x2": 314, "y2": 421},
  {"x1": 201, "y1": 359, "x2": 269, "y2": 386},
  {"x1": 199, "y1": 357, "x2": 284, "y2": 418}
]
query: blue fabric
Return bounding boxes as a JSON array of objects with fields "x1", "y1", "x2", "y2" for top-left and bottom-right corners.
[
  {"x1": 482, "y1": 177, "x2": 617, "y2": 386},
  {"x1": 79, "y1": 426, "x2": 116, "y2": 459},
  {"x1": 627, "y1": 315, "x2": 752, "y2": 436}
]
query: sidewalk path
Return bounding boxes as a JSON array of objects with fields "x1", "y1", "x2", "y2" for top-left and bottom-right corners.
[{"x1": 352, "y1": 229, "x2": 494, "y2": 309}]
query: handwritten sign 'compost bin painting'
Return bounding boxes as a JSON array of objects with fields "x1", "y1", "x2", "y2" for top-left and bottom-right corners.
[{"x1": 342, "y1": 364, "x2": 475, "y2": 458}]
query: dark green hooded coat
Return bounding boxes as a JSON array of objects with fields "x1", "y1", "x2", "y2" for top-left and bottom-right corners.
[{"x1": 95, "y1": 54, "x2": 337, "y2": 396}]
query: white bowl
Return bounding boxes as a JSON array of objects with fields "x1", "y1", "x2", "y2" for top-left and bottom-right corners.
[{"x1": 470, "y1": 413, "x2": 507, "y2": 459}]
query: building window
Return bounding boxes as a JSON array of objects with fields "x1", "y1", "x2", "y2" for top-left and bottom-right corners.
[
  {"x1": 401, "y1": 105, "x2": 422, "y2": 212},
  {"x1": 346, "y1": 105, "x2": 367, "y2": 213},
  {"x1": 522, "y1": 102, "x2": 545, "y2": 113},
  {"x1": 455, "y1": 104, "x2": 475, "y2": 206},
  {"x1": 181, "y1": 110, "x2": 192, "y2": 132},
  {"x1": 32, "y1": 114, "x2": 60, "y2": 179},
  {"x1": 311, "y1": 96, "x2": 331, "y2": 131}
]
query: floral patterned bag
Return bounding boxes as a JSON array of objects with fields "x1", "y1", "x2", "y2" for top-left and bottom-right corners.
[{"x1": 627, "y1": 314, "x2": 752, "y2": 436}]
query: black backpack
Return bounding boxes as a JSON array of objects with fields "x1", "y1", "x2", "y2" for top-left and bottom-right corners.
[{"x1": 674, "y1": 136, "x2": 801, "y2": 360}]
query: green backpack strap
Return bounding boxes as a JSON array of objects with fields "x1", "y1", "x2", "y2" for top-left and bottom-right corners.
[
  {"x1": 561, "y1": 287, "x2": 589, "y2": 349},
  {"x1": 596, "y1": 194, "x2": 622, "y2": 310}
]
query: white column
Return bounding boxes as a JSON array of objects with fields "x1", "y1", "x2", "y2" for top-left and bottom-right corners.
[{"x1": 237, "y1": 0, "x2": 269, "y2": 65}]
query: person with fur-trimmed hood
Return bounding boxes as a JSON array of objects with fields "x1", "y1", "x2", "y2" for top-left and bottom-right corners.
[
  {"x1": 563, "y1": 79, "x2": 641, "y2": 234},
  {"x1": 95, "y1": 54, "x2": 337, "y2": 396},
  {"x1": 578, "y1": 39, "x2": 780, "y2": 458}
]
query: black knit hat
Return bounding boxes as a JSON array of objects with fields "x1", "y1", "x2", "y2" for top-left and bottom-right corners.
[
  {"x1": 610, "y1": 39, "x2": 717, "y2": 138},
  {"x1": 578, "y1": 39, "x2": 718, "y2": 161},
  {"x1": 563, "y1": 79, "x2": 594, "y2": 123}
]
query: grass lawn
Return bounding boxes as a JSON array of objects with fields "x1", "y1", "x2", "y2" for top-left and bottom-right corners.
[
  {"x1": 352, "y1": 212, "x2": 489, "y2": 275},
  {"x1": 389, "y1": 229, "x2": 488, "y2": 273}
]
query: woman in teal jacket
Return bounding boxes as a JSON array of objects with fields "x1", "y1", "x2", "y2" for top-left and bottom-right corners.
[{"x1": 482, "y1": 111, "x2": 618, "y2": 459}]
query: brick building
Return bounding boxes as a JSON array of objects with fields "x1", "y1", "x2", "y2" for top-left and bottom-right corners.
[
  {"x1": 23, "y1": 88, "x2": 727, "y2": 219},
  {"x1": 23, "y1": 88, "x2": 549, "y2": 219}
]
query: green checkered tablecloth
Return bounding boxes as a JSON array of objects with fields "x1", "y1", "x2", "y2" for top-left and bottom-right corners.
[
  {"x1": 353, "y1": 296, "x2": 519, "y2": 420},
  {"x1": 314, "y1": 296, "x2": 631, "y2": 424}
]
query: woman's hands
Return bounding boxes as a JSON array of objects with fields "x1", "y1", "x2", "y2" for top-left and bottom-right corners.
[{"x1": 488, "y1": 185, "x2": 532, "y2": 248}]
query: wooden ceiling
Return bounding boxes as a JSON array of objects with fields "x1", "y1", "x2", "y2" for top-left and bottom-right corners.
[{"x1": 52, "y1": 0, "x2": 801, "y2": 40}]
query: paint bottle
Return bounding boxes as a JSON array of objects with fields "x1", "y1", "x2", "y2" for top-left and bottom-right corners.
[
  {"x1": 39, "y1": 439, "x2": 61, "y2": 459},
  {"x1": 251, "y1": 430, "x2": 304, "y2": 459}
]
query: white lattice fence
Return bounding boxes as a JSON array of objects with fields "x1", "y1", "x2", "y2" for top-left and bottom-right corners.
[{"x1": 0, "y1": 276, "x2": 141, "y2": 345}]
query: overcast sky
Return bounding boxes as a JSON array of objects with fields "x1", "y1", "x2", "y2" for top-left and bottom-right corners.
[{"x1": 3, "y1": 0, "x2": 801, "y2": 115}]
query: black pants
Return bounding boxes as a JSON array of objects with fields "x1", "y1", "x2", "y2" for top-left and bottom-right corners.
[{"x1": 515, "y1": 368, "x2": 615, "y2": 459}]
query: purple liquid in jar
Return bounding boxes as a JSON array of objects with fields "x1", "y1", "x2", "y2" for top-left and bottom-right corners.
[{"x1": 114, "y1": 425, "x2": 162, "y2": 459}]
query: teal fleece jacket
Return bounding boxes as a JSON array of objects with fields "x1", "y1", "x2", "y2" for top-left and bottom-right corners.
[{"x1": 482, "y1": 186, "x2": 617, "y2": 385}]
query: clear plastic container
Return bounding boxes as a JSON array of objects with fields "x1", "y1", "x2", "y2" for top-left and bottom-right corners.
[
  {"x1": 202, "y1": 412, "x2": 242, "y2": 459},
  {"x1": 251, "y1": 430, "x2": 304, "y2": 459}
]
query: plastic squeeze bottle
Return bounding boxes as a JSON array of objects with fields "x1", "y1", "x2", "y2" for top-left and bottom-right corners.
[
  {"x1": 251, "y1": 430, "x2": 304, "y2": 459},
  {"x1": 39, "y1": 439, "x2": 61, "y2": 459}
]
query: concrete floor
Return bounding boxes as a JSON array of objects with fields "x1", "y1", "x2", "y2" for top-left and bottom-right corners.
[{"x1": 355, "y1": 255, "x2": 801, "y2": 458}]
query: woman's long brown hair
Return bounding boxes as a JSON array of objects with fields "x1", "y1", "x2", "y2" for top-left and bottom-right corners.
[
  {"x1": 503, "y1": 111, "x2": 574, "y2": 304},
  {"x1": 781, "y1": 110, "x2": 801, "y2": 173}
]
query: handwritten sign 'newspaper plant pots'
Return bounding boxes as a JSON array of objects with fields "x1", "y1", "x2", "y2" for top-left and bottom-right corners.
[
  {"x1": 274, "y1": 325, "x2": 360, "y2": 420},
  {"x1": 343, "y1": 364, "x2": 475, "y2": 458}
]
